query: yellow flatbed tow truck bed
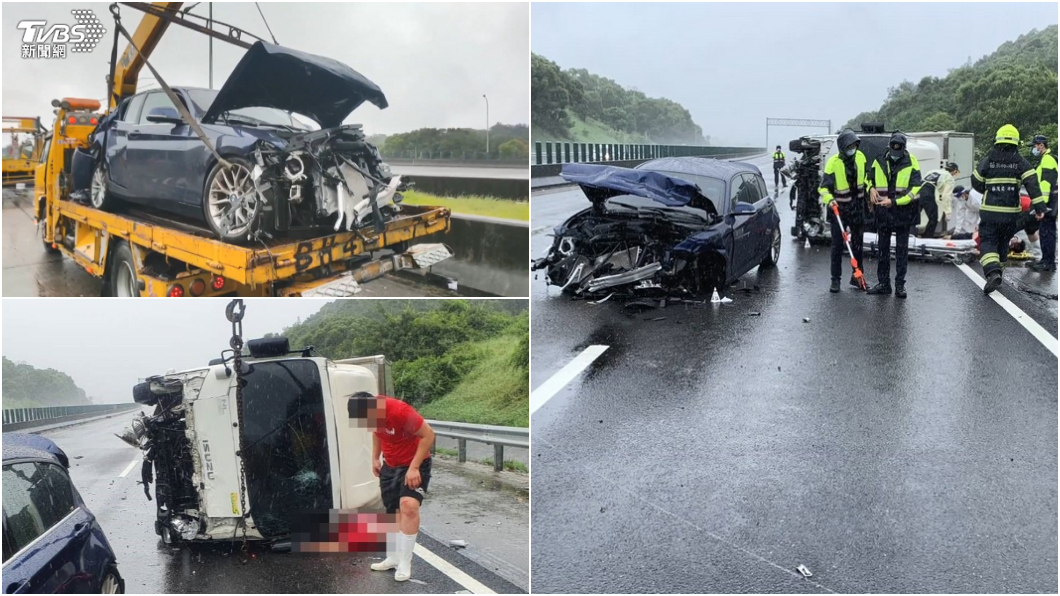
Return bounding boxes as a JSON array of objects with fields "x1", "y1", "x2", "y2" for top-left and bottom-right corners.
[{"x1": 37, "y1": 99, "x2": 453, "y2": 297}]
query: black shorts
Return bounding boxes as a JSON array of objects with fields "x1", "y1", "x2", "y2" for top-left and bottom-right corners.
[{"x1": 379, "y1": 458, "x2": 432, "y2": 513}]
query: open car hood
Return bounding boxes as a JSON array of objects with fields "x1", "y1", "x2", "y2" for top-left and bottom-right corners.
[
  {"x1": 202, "y1": 41, "x2": 388, "y2": 128},
  {"x1": 561, "y1": 163, "x2": 717, "y2": 215}
]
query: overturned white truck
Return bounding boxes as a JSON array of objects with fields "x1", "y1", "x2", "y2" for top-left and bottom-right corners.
[{"x1": 121, "y1": 336, "x2": 392, "y2": 546}]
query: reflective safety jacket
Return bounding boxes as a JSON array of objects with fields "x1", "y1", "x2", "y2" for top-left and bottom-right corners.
[
  {"x1": 818, "y1": 151, "x2": 868, "y2": 205},
  {"x1": 1036, "y1": 148, "x2": 1058, "y2": 210},
  {"x1": 971, "y1": 147, "x2": 1043, "y2": 217},
  {"x1": 772, "y1": 151, "x2": 785, "y2": 167},
  {"x1": 869, "y1": 152, "x2": 922, "y2": 205}
]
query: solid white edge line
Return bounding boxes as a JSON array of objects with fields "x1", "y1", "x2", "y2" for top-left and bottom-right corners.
[
  {"x1": 956, "y1": 263, "x2": 1058, "y2": 357},
  {"x1": 529, "y1": 345, "x2": 609, "y2": 415},
  {"x1": 413, "y1": 543, "x2": 496, "y2": 594},
  {"x1": 118, "y1": 456, "x2": 140, "y2": 478}
]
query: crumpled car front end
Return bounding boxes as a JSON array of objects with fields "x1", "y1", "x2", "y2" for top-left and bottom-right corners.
[
  {"x1": 248, "y1": 125, "x2": 404, "y2": 235},
  {"x1": 533, "y1": 164, "x2": 728, "y2": 300}
]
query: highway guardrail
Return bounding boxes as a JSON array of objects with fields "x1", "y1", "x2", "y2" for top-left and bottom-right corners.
[
  {"x1": 2, "y1": 403, "x2": 141, "y2": 432},
  {"x1": 427, "y1": 419, "x2": 529, "y2": 472}
]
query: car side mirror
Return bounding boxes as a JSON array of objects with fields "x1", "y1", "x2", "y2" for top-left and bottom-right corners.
[
  {"x1": 145, "y1": 106, "x2": 184, "y2": 125},
  {"x1": 733, "y1": 202, "x2": 757, "y2": 216}
]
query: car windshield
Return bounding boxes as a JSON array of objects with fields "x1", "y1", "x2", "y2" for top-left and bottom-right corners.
[
  {"x1": 186, "y1": 89, "x2": 317, "y2": 131},
  {"x1": 240, "y1": 359, "x2": 332, "y2": 538}
]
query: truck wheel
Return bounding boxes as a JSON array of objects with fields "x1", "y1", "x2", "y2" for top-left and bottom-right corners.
[
  {"x1": 760, "y1": 226, "x2": 781, "y2": 268},
  {"x1": 107, "y1": 242, "x2": 140, "y2": 297},
  {"x1": 91, "y1": 160, "x2": 115, "y2": 210},
  {"x1": 203, "y1": 157, "x2": 263, "y2": 243}
]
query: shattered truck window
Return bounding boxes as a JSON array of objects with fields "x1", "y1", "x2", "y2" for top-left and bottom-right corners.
[{"x1": 241, "y1": 360, "x2": 332, "y2": 538}]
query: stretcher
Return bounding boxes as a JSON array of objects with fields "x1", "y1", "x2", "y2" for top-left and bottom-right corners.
[{"x1": 863, "y1": 232, "x2": 979, "y2": 264}]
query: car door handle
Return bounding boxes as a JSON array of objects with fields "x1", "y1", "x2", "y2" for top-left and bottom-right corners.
[
  {"x1": 128, "y1": 129, "x2": 142, "y2": 139},
  {"x1": 73, "y1": 521, "x2": 86, "y2": 532}
]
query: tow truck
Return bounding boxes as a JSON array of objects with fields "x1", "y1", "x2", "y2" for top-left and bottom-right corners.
[
  {"x1": 3, "y1": 116, "x2": 46, "y2": 186},
  {"x1": 34, "y1": 2, "x2": 452, "y2": 297}
]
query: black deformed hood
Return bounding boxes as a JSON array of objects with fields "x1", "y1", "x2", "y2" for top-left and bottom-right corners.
[{"x1": 202, "y1": 41, "x2": 388, "y2": 128}]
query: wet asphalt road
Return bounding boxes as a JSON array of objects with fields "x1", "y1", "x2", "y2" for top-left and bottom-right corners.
[
  {"x1": 19, "y1": 413, "x2": 524, "y2": 593},
  {"x1": 529, "y1": 155, "x2": 1058, "y2": 593}
]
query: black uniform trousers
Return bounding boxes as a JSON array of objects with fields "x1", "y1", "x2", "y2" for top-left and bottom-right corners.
[
  {"x1": 978, "y1": 213, "x2": 1019, "y2": 276},
  {"x1": 828, "y1": 205, "x2": 863, "y2": 281}
]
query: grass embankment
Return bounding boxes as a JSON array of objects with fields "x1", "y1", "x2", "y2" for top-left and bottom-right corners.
[
  {"x1": 401, "y1": 190, "x2": 528, "y2": 221},
  {"x1": 417, "y1": 335, "x2": 529, "y2": 427}
]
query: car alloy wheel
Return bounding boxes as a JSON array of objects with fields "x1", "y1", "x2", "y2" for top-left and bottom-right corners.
[
  {"x1": 207, "y1": 162, "x2": 258, "y2": 238},
  {"x1": 100, "y1": 572, "x2": 121, "y2": 594},
  {"x1": 91, "y1": 163, "x2": 107, "y2": 208}
]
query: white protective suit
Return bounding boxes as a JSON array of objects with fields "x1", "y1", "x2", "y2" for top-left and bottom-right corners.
[{"x1": 949, "y1": 188, "x2": 981, "y2": 236}]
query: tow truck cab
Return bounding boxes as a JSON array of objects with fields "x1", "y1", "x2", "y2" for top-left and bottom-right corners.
[{"x1": 126, "y1": 339, "x2": 392, "y2": 543}]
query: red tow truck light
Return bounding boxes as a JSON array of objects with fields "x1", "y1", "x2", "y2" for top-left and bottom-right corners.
[
  {"x1": 211, "y1": 275, "x2": 225, "y2": 291},
  {"x1": 67, "y1": 116, "x2": 76, "y2": 124},
  {"x1": 90, "y1": 117, "x2": 98, "y2": 125},
  {"x1": 167, "y1": 284, "x2": 184, "y2": 297}
]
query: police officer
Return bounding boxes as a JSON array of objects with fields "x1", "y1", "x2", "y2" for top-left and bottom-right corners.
[
  {"x1": 867, "y1": 132, "x2": 922, "y2": 298},
  {"x1": 819, "y1": 129, "x2": 869, "y2": 293},
  {"x1": 972, "y1": 124, "x2": 1044, "y2": 294},
  {"x1": 1029, "y1": 134, "x2": 1058, "y2": 271},
  {"x1": 772, "y1": 145, "x2": 788, "y2": 189}
]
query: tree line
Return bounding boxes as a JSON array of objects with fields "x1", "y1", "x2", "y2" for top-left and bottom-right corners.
[
  {"x1": 532, "y1": 53, "x2": 706, "y2": 144},
  {"x1": 376, "y1": 124, "x2": 530, "y2": 160},
  {"x1": 842, "y1": 26, "x2": 1058, "y2": 158},
  {"x1": 2, "y1": 357, "x2": 92, "y2": 408}
]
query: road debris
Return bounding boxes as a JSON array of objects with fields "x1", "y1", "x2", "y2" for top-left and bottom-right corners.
[
  {"x1": 747, "y1": 311, "x2": 761, "y2": 316},
  {"x1": 449, "y1": 539, "x2": 469, "y2": 549},
  {"x1": 803, "y1": 317, "x2": 811, "y2": 323},
  {"x1": 796, "y1": 564, "x2": 813, "y2": 577}
]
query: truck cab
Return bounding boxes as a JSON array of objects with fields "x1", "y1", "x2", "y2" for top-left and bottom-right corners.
[{"x1": 123, "y1": 338, "x2": 391, "y2": 544}]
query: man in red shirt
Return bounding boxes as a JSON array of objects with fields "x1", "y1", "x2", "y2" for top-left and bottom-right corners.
[{"x1": 348, "y1": 392, "x2": 435, "y2": 582}]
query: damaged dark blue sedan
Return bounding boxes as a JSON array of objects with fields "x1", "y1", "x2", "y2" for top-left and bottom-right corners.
[
  {"x1": 81, "y1": 41, "x2": 395, "y2": 243},
  {"x1": 532, "y1": 159, "x2": 781, "y2": 298}
]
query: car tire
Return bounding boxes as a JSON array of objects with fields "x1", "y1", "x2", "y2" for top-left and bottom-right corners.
[
  {"x1": 106, "y1": 241, "x2": 141, "y2": 297},
  {"x1": 100, "y1": 567, "x2": 124, "y2": 594},
  {"x1": 91, "y1": 159, "x2": 115, "y2": 211},
  {"x1": 203, "y1": 156, "x2": 265, "y2": 243},
  {"x1": 760, "y1": 225, "x2": 781, "y2": 268}
]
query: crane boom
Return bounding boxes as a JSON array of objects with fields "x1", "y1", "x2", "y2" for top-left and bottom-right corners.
[{"x1": 111, "y1": 1, "x2": 183, "y2": 107}]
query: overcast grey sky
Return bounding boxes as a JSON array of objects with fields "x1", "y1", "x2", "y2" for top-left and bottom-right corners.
[
  {"x1": 2, "y1": 2, "x2": 528, "y2": 137},
  {"x1": 531, "y1": 2, "x2": 1058, "y2": 148},
  {"x1": 2, "y1": 299, "x2": 333, "y2": 404}
]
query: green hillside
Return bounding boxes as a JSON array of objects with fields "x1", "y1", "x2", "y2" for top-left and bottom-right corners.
[
  {"x1": 533, "y1": 53, "x2": 705, "y2": 144},
  {"x1": 277, "y1": 300, "x2": 528, "y2": 427},
  {"x1": 2, "y1": 357, "x2": 92, "y2": 408},
  {"x1": 842, "y1": 26, "x2": 1058, "y2": 157}
]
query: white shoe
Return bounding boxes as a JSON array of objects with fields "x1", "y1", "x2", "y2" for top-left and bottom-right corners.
[
  {"x1": 394, "y1": 532, "x2": 417, "y2": 582},
  {"x1": 371, "y1": 533, "x2": 400, "y2": 571}
]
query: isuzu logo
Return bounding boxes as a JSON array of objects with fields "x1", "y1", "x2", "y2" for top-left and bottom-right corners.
[{"x1": 202, "y1": 439, "x2": 215, "y2": 480}]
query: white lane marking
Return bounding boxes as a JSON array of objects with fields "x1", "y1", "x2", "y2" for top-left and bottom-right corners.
[
  {"x1": 956, "y1": 263, "x2": 1058, "y2": 358},
  {"x1": 118, "y1": 456, "x2": 141, "y2": 478},
  {"x1": 413, "y1": 543, "x2": 496, "y2": 594},
  {"x1": 530, "y1": 345, "x2": 609, "y2": 415}
]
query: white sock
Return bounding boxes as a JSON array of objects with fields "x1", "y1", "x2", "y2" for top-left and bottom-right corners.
[{"x1": 394, "y1": 532, "x2": 417, "y2": 581}]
